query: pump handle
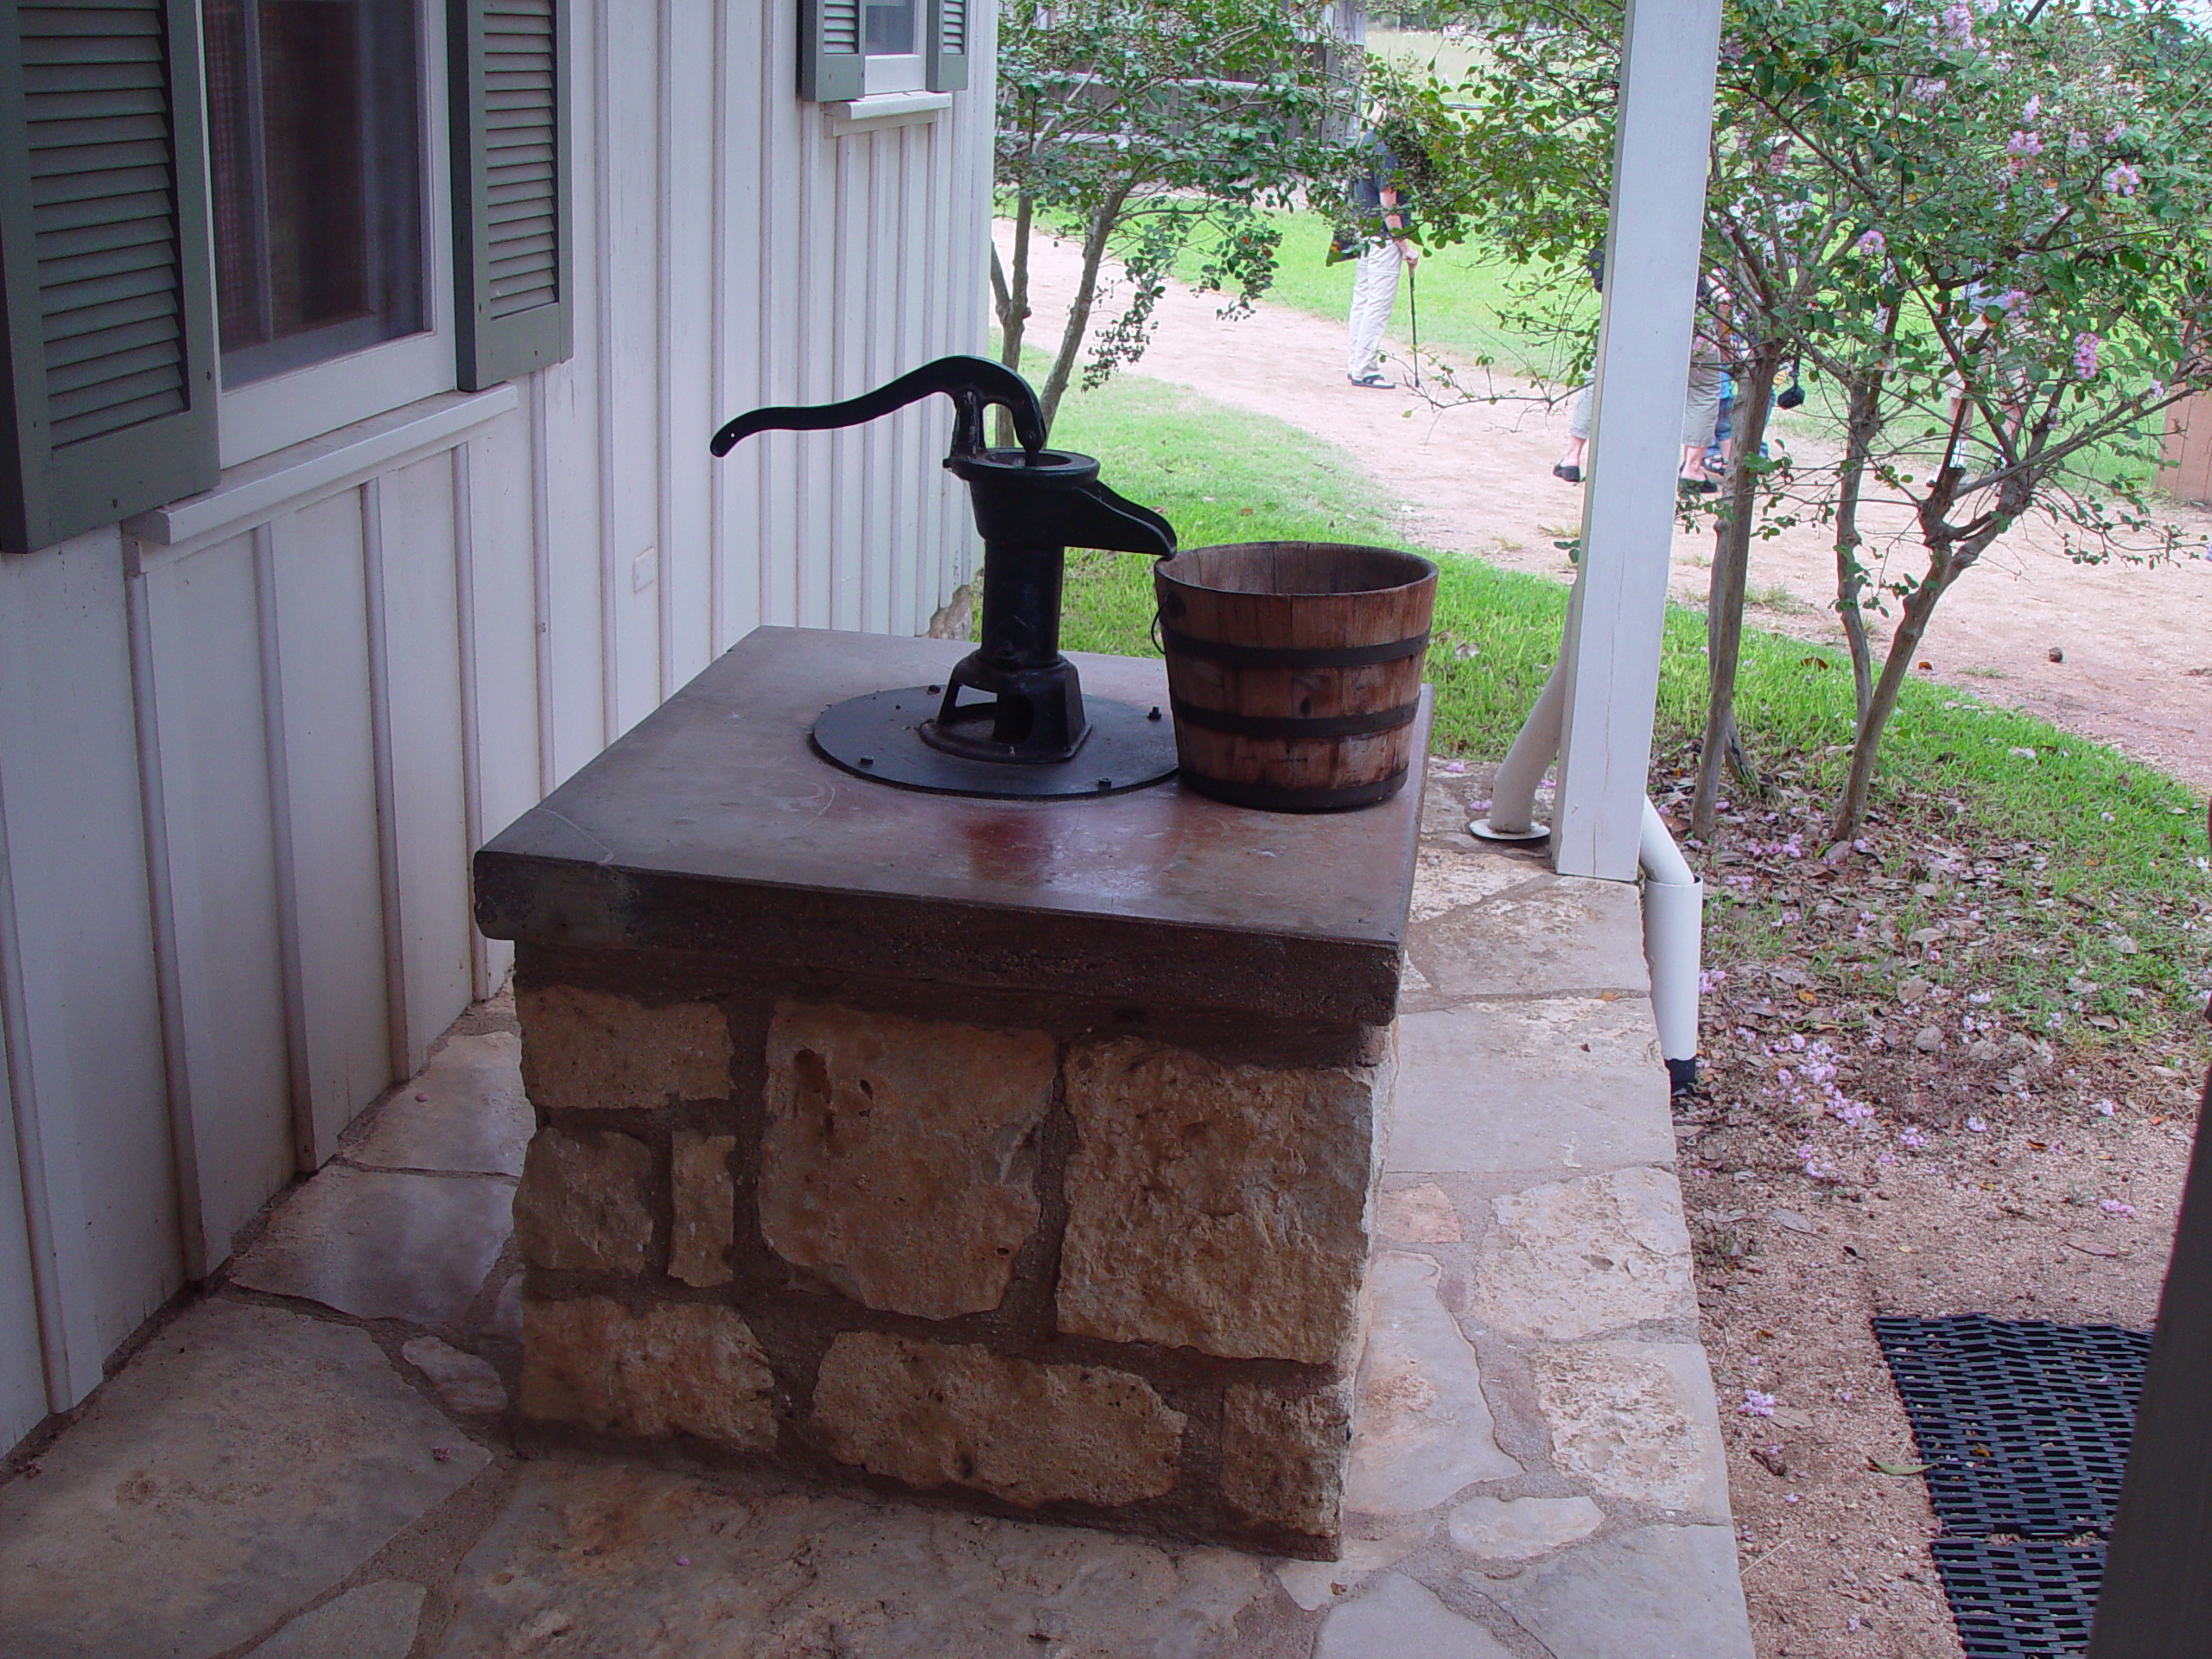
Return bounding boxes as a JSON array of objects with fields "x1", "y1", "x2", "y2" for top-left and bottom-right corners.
[{"x1": 710, "y1": 354, "x2": 1046, "y2": 460}]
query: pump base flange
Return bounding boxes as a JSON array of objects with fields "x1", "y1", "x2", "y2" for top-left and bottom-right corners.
[{"x1": 812, "y1": 686, "x2": 1178, "y2": 798}]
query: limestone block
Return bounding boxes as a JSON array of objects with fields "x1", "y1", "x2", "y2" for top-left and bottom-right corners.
[
  {"x1": 512, "y1": 1128, "x2": 654, "y2": 1274},
  {"x1": 1446, "y1": 1494, "x2": 1604, "y2": 1562},
  {"x1": 1220, "y1": 1382, "x2": 1352, "y2": 1538},
  {"x1": 760, "y1": 1002, "x2": 1055, "y2": 1319},
  {"x1": 1525, "y1": 1342, "x2": 1732, "y2": 1515},
  {"x1": 519, "y1": 983, "x2": 733, "y2": 1111},
  {"x1": 1346, "y1": 1252, "x2": 1520, "y2": 1515},
  {"x1": 668, "y1": 1131, "x2": 735, "y2": 1287},
  {"x1": 809, "y1": 1332, "x2": 1183, "y2": 1510},
  {"x1": 520, "y1": 1295, "x2": 775, "y2": 1449},
  {"x1": 1058, "y1": 1038, "x2": 1376, "y2": 1365},
  {"x1": 1467, "y1": 1167, "x2": 1694, "y2": 1341}
]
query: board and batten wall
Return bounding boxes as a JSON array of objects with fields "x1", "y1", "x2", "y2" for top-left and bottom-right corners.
[{"x1": 0, "y1": 0, "x2": 995, "y2": 1450}]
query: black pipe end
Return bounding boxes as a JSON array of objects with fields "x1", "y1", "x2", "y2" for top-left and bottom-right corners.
[{"x1": 1666, "y1": 1055, "x2": 1701, "y2": 1098}]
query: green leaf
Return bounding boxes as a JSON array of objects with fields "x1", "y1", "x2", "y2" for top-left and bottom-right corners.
[{"x1": 1868, "y1": 1456, "x2": 1934, "y2": 1477}]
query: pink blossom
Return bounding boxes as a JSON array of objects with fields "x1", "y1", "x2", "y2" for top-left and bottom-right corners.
[
  {"x1": 1998, "y1": 289, "x2": 2029, "y2": 315},
  {"x1": 2023, "y1": 95, "x2": 2042, "y2": 120},
  {"x1": 2068, "y1": 130, "x2": 2092, "y2": 153},
  {"x1": 2101, "y1": 1198, "x2": 2136, "y2": 1217},
  {"x1": 2072, "y1": 332, "x2": 2101, "y2": 379},
  {"x1": 2094, "y1": 1098, "x2": 2116, "y2": 1116},
  {"x1": 1967, "y1": 1116, "x2": 1989, "y2": 1133},
  {"x1": 1898, "y1": 1127, "x2": 1928, "y2": 1149},
  {"x1": 1855, "y1": 228, "x2": 1887, "y2": 256},
  {"x1": 1939, "y1": 1, "x2": 1977, "y2": 43},
  {"x1": 2103, "y1": 162, "x2": 2141, "y2": 197},
  {"x1": 2006, "y1": 130, "x2": 2044, "y2": 157},
  {"x1": 1738, "y1": 1389, "x2": 1777, "y2": 1417}
]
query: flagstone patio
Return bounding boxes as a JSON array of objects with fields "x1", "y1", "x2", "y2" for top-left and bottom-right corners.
[{"x1": 0, "y1": 764, "x2": 1754, "y2": 1659}]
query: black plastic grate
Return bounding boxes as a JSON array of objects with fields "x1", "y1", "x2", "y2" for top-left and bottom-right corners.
[
  {"x1": 1928, "y1": 1539, "x2": 2105, "y2": 1659},
  {"x1": 1873, "y1": 1314, "x2": 2150, "y2": 1537}
]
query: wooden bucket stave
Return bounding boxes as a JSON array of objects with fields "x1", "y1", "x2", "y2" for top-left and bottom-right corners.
[{"x1": 1154, "y1": 542, "x2": 1438, "y2": 811}]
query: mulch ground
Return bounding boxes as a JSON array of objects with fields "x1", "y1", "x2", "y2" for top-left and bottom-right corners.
[{"x1": 1649, "y1": 753, "x2": 2208, "y2": 1658}]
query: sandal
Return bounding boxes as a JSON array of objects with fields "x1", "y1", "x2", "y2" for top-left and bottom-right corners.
[
  {"x1": 1678, "y1": 477, "x2": 1717, "y2": 496},
  {"x1": 1551, "y1": 462, "x2": 1582, "y2": 484},
  {"x1": 1347, "y1": 372, "x2": 1393, "y2": 389}
]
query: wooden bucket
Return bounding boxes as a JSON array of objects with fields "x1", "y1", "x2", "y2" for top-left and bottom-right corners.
[{"x1": 1154, "y1": 542, "x2": 1437, "y2": 811}]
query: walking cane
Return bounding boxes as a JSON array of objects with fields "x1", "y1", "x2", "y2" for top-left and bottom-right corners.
[{"x1": 1407, "y1": 259, "x2": 1421, "y2": 391}]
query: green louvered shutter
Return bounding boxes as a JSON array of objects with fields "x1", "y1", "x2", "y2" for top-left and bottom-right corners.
[
  {"x1": 799, "y1": 0, "x2": 863, "y2": 101},
  {"x1": 925, "y1": 0, "x2": 968, "y2": 92},
  {"x1": 450, "y1": 0, "x2": 571, "y2": 391},
  {"x1": 0, "y1": 0, "x2": 218, "y2": 556}
]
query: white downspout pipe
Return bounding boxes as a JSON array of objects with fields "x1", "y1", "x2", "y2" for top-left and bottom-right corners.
[
  {"x1": 1639, "y1": 798, "x2": 1703, "y2": 1093},
  {"x1": 1475, "y1": 690, "x2": 1703, "y2": 1089}
]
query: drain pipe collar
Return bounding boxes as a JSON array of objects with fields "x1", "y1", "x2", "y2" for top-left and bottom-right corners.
[{"x1": 1639, "y1": 798, "x2": 1703, "y2": 1095}]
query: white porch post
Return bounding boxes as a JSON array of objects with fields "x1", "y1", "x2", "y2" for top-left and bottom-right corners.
[{"x1": 1548, "y1": 0, "x2": 1723, "y2": 880}]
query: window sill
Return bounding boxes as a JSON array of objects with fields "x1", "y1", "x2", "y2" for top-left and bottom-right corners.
[
  {"x1": 127, "y1": 385, "x2": 519, "y2": 556},
  {"x1": 824, "y1": 91, "x2": 952, "y2": 136}
]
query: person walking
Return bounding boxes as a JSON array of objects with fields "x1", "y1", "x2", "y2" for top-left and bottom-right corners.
[{"x1": 1339, "y1": 137, "x2": 1419, "y2": 388}]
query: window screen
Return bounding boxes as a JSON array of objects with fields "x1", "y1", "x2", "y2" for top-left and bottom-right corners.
[
  {"x1": 863, "y1": 0, "x2": 915, "y2": 54},
  {"x1": 204, "y1": 0, "x2": 427, "y2": 387}
]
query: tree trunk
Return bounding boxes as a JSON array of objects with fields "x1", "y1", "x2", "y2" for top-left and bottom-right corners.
[
  {"x1": 1690, "y1": 341, "x2": 1785, "y2": 839},
  {"x1": 1038, "y1": 186, "x2": 1132, "y2": 437},
  {"x1": 1831, "y1": 556, "x2": 1957, "y2": 841},
  {"x1": 1832, "y1": 370, "x2": 1883, "y2": 726},
  {"x1": 992, "y1": 194, "x2": 1035, "y2": 448}
]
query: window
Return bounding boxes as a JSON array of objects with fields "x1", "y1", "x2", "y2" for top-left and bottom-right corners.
[
  {"x1": 0, "y1": 0, "x2": 567, "y2": 551},
  {"x1": 204, "y1": 0, "x2": 428, "y2": 387},
  {"x1": 861, "y1": 0, "x2": 923, "y2": 95},
  {"x1": 801, "y1": 0, "x2": 968, "y2": 100}
]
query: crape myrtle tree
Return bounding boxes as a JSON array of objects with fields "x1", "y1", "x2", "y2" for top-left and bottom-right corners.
[
  {"x1": 992, "y1": 0, "x2": 1358, "y2": 436},
  {"x1": 1380, "y1": 0, "x2": 2212, "y2": 842},
  {"x1": 1732, "y1": 0, "x2": 2212, "y2": 841}
]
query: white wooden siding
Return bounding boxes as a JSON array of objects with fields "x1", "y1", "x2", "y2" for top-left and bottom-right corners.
[{"x1": 0, "y1": 0, "x2": 995, "y2": 1448}]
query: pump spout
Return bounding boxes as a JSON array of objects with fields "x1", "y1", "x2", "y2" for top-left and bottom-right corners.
[
  {"x1": 709, "y1": 356, "x2": 1179, "y2": 783},
  {"x1": 710, "y1": 354, "x2": 1046, "y2": 460}
]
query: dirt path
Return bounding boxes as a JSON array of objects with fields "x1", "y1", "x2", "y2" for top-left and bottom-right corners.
[{"x1": 1007, "y1": 226, "x2": 2212, "y2": 792}]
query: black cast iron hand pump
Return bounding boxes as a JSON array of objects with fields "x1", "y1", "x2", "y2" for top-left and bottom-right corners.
[{"x1": 711, "y1": 356, "x2": 1181, "y2": 798}]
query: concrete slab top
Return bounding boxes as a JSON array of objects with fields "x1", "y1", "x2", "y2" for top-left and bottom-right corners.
[{"x1": 475, "y1": 628, "x2": 1427, "y2": 1024}]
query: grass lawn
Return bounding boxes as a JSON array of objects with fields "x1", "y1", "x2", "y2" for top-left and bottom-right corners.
[
  {"x1": 1177, "y1": 208, "x2": 1593, "y2": 385},
  {"x1": 1046, "y1": 368, "x2": 2211, "y2": 1055}
]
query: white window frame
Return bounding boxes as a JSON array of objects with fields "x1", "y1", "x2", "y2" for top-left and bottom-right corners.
[
  {"x1": 213, "y1": 0, "x2": 458, "y2": 471},
  {"x1": 863, "y1": 52, "x2": 927, "y2": 96}
]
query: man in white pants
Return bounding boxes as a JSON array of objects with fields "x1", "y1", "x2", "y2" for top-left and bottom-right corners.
[{"x1": 1344, "y1": 150, "x2": 1418, "y2": 388}]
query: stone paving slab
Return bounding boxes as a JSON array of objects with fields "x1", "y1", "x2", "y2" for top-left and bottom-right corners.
[
  {"x1": 1390, "y1": 1000, "x2": 1672, "y2": 1177},
  {"x1": 230, "y1": 1165, "x2": 513, "y2": 1328},
  {"x1": 0, "y1": 1301, "x2": 486, "y2": 1659},
  {"x1": 0, "y1": 760, "x2": 1754, "y2": 1659},
  {"x1": 431, "y1": 1460, "x2": 1294, "y2": 1658},
  {"x1": 347, "y1": 1031, "x2": 533, "y2": 1177}
]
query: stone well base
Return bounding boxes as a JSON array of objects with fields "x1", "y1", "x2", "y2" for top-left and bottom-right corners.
[{"x1": 509, "y1": 955, "x2": 1392, "y2": 1558}]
